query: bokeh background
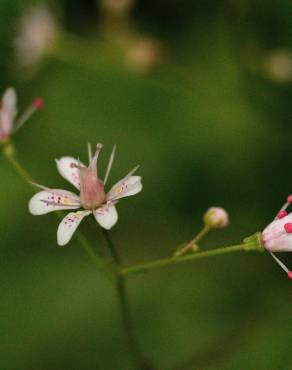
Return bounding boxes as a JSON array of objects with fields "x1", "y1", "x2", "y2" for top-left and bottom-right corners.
[{"x1": 1, "y1": 1, "x2": 292, "y2": 369}]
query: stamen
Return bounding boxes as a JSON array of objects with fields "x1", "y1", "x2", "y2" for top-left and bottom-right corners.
[
  {"x1": 287, "y1": 194, "x2": 292, "y2": 204},
  {"x1": 70, "y1": 161, "x2": 84, "y2": 171},
  {"x1": 277, "y1": 210, "x2": 288, "y2": 219},
  {"x1": 104, "y1": 144, "x2": 116, "y2": 185},
  {"x1": 124, "y1": 165, "x2": 140, "y2": 180},
  {"x1": 14, "y1": 97, "x2": 43, "y2": 132},
  {"x1": 284, "y1": 223, "x2": 292, "y2": 233},
  {"x1": 270, "y1": 252, "x2": 289, "y2": 273},
  {"x1": 88, "y1": 142, "x2": 93, "y2": 162},
  {"x1": 279, "y1": 202, "x2": 289, "y2": 212},
  {"x1": 33, "y1": 98, "x2": 44, "y2": 111},
  {"x1": 90, "y1": 143, "x2": 103, "y2": 168},
  {"x1": 287, "y1": 271, "x2": 292, "y2": 280},
  {"x1": 40, "y1": 200, "x2": 78, "y2": 207}
]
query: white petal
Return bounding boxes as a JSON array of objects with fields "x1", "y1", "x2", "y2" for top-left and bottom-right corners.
[
  {"x1": 29, "y1": 189, "x2": 80, "y2": 215},
  {"x1": 263, "y1": 214, "x2": 292, "y2": 242},
  {"x1": 264, "y1": 233, "x2": 292, "y2": 252},
  {"x1": 0, "y1": 87, "x2": 17, "y2": 135},
  {"x1": 262, "y1": 213, "x2": 292, "y2": 252},
  {"x1": 94, "y1": 204, "x2": 118, "y2": 230},
  {"x1": 107, "y1": 176, "x2": 142, "y2": 201},
  {"x1": 57, "y1": 210, "x2": 91, "y2": 246},
  {"x1": 56, "y1": 157, "x2": 85, "y2": 190},
  {"x1": 2, "y1": 87, "x2": 17, "y2": 115}
]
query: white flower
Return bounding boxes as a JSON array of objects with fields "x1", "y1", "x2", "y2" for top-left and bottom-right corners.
[
  {"x1": 29, "y1": 144, "x2": 142, "y2": 246},
  {"x1": 14, "y1": 4, "x2": 58, "y2": 67},
  {"x1": 262, "y1": 195, "x2": 292, "y2": 279},
  {"x1": 0, "y1": 87, "x2": 43, "y2": 141},
  {"x1": 262, "y1": 195, "x2": 292, "y2": 252}
]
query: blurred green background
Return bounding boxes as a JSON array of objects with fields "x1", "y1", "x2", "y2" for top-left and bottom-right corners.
[{"x1": 1, "y1": 0, "x2": 292, "y2": 369}]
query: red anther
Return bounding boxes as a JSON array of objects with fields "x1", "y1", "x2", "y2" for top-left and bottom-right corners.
[
  {"x1": 284, "y1": 223, "x2": 292, "y2": 233},
  {"x1": 33, "y1": 97, "x2": 44, "y2": 110},
  {"x1": 277, "y1": 210, "x2": 288, "y2": 219},
  {"x1": 287, "y1": 271, "x2": 292, "y2": 280},
  {"x1": 287, "y1": 195, "x2": 292, "y2": 203}
]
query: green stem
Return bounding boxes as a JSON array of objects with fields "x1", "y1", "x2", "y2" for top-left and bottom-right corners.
[
  {"x1": 1, "y1": 140, "x2": 110, "y2": 275},
  {"x1": 120, "y1": 242, "x2": 260, "y2": 276},
  {"x1": 2, "y1": 140, "x2": 33, "y2": 182},
  {"x1": 174, "y1": 225, "x2": 210, "y2": 256},
  {"x1": 101, "y1": 229, "x2": 153, "y2": 370}
]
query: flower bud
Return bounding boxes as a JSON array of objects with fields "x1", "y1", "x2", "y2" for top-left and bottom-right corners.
[
  {"x1": 262, "y1": 213, "x2": 292, "y2": 252},
  {"x1": 203, "y1": 207, "x2": 229, "y2": 229}
]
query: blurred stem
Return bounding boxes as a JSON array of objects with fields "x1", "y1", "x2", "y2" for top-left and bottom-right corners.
[
  {"x1": 174, "y1": 225, "x2": 210, "y2": 256},
  {"x1": 120, "y1": 242, "x2": 263, "y2": 276},
  {"x1": 101, "y1": 229, "x2": 153, "y2": 370},
  {"x1": 1, "y1": 139, "x2": 110, "y2": 276},
  {"x1": 1, "y1": 139, "x2": 33, "y2": 182},
  {"x1": 51, "y1": 32, "x2": 121, "y2": 72}
]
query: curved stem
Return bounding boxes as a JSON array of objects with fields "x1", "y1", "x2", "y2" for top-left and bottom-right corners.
[
  {"x1": 101, "y1": 229, "x2": 154, "y2": 370},
  {"x1": 120, "y1": 242, "x2": 260, "y2": 276},
  {"x1": 1, "y1": 140, "x2": 110, "y2": 275},
  {"x1": 174, "y1": 225, "x2": 210, "y2": 256}
]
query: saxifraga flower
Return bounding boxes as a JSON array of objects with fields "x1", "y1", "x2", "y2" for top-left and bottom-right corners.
[
  {"x1": 262, "y1": 195, "x2": 292, "y2": 279},
  {"x1": 0, "y1": 87, "x2": 43, "y2": 141},
  {"x1": 29, "y1": 144, "x2": 142, "y2": 246}
]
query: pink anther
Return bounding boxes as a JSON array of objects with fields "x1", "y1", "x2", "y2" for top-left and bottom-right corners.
[{"x1": 284, "y1": 223, "x2": 292, "y2": 233}]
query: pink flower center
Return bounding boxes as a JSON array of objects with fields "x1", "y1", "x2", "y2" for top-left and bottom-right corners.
[{"x1": 72, "y1": 144, "x2": 106, "y2": 210}]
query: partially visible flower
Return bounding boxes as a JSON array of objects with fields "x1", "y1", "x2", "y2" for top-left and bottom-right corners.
[
  {"x1": 0, "y1": 87, "x2": 43, "y2": 142},
  {"x1": 29, "y1": 144, "x2": 142, "y2": 246},
  {"x1": 265, "y1": 49, "x2": 292, "y2": 83},
  {"x1": 203, "y1": 207, "x2": 229, "y2": 229},
  {"x1": 100, "y1": 0, "x2": 135, "y2": 16},
  {"x1": 124, "y1": 37, "x2": 163, "y2": 73},
  {"x1": 14, "y1": 4, "x2": 59, "y2": 67},
  {"x1": 262, "y1": 195, "x2": 292, "y2": 279}
]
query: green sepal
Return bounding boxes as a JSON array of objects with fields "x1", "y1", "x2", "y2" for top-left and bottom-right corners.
[{"x1": 243, "y1": 232, "x2": 264, "y2": 252}]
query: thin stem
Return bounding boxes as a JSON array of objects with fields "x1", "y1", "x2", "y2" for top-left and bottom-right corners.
[
  {"x1": 188, "y1": 225, "x2": 210, "y2": 246},
  {"x1": 2, "y1": 142, "x2": 34, "y2": 183},
  {"x1": 174, "y1": 225, "x2": 210, "y2": 256},
  {"x1": 1, "y1": 140, "x2": 110, "y2": 275},
  {"x1": 101, "y1": 229, "x2": 153, "y2": 370},
  {"x1": 120, "y1": 243, "x2": 258, "y2": 276}
]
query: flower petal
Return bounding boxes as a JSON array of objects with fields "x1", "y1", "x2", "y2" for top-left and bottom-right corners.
[
  {"x1": 56, "y1": 156, "x2": 84, "y2": 190},
  {"x1": 29, "y1": 189, "x2": 80, "y2": 215},
  {"x1": 263, "y1": 214, "x2": 292, "y2": 243},
  {"x1": 107, "y1": 175, "x2": 142, "y2": 201},
  {"x1": 264, "y1": 233, "x2": 292, "y2": 252},
  {"x1": 94, "y1": 204, "x2": 118, "y2": 229},
  {"x1": 57, "y1": 210, "x2": 91, "y2": 246},
  {"x1": 0, "y1": 87, "x2": 17, "y2": 135}
]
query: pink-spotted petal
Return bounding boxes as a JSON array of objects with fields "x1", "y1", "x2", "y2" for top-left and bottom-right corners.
[
  {"x1": 0, "y1": 87, "x2": 17, "y2": 135},
  {"x1": 28, "y1": 189, "x2": 80, "y2": 215},
  {"x1": 107, "y1": 176, "x2": 142, "y2": 201},
  {"x1": 94, "y1": 204, "x2": 118, "y2": 229},
  {"x1": 56, "y1": 157, "x2": 84, "y2": 189},
  {"x1": 57, "y1": 210, "x2": 91, "y2": 246}
]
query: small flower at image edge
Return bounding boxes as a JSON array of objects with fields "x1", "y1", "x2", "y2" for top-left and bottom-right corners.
[
  {"x1": 14, "y1": 4, "x2": 59, "y2": 68},
  {"x1": 28, "y1": 144, "x2": 142, "y2": 246},
  {"x1": 203, "y1": 207, "x2": 229, "y2": 229},
  {"x1": 262, "y1": 195, "x2": 292, "y2": 279},
  {"x1": 0, "y1": 87, "x2": 43, "y2": 142}
]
